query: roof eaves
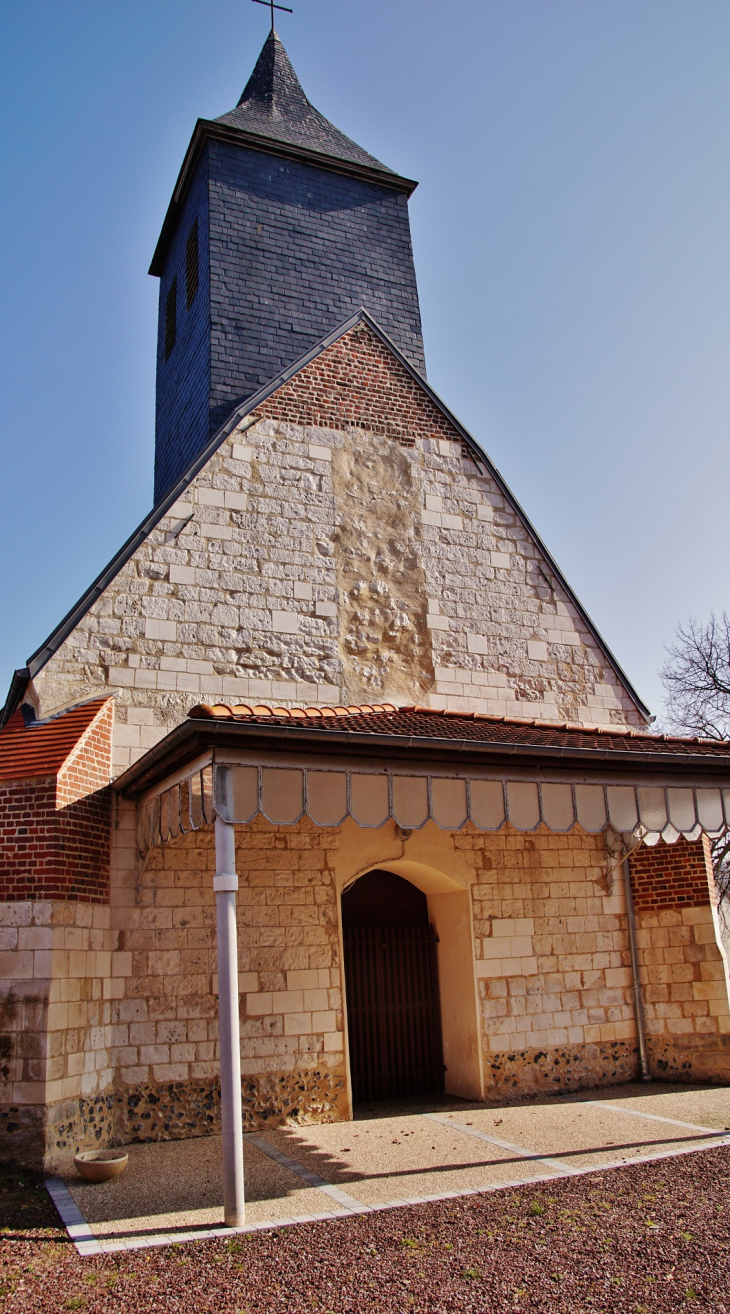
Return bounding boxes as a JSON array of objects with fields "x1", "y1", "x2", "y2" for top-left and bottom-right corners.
[
  {"x1": 149, "y1": 119, "x2": 417, "y2": 277},
  {"x1": 0, "y1": 667, "x2": 30, "y2": 731},
  {"x1": 114, "y1": 715, "x2": 729, "y2": 799},
  {"x1": 0, "y1": 695, "x2": 113, "y2": 782}
]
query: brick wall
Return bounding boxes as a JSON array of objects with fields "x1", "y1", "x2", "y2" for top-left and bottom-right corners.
[
  {"x1": 0, "y1": 702, "x2": 113, "y2": 902},
  {"x1": 0, "y1": 778, "x2": 58, "y2": 901},
  {"x1": 254, "y1": 319, "x2": 449, "y2": 440},
  {"x1": 629, "y1": 836, "x2": 713, "y2": 913},
  {"x1": 56, "y1": 698, "x2": 114, "y2": 808}
]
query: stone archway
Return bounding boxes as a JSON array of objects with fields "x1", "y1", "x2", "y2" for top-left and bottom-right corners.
[
  {"x1": 338, "y1": 846, "x2": 484, "y2": 1106},
  {"x1": 341, "y1": 869, "x2": 445, "y2": 1103}
]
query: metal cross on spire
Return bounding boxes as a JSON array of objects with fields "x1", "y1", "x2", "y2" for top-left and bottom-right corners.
[{"x1": 252, "y1": 0, "x2": 293, "y2": 30}]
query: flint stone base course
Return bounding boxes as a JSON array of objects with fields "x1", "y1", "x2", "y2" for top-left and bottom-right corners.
[
  {"x1": 646, "y1": 1033, "x2": 730, "y2": 1083},
  {"x1": 239, "y1": 1065, "x2": 348, "y2": 1129},
  {"x1": 119, "y1": 1067, "x2": 347, "y2": 1143},
  {"x1": 1, "y1": 1066, "x2": 348, "y2": 1172},
  {"x1": 485, "y1": 1040, "x2": 640, "y2": 1098},
  {"x1": 119, "y1": 1079, "x2": 220, "y2": 1142},
  {"x1": 0, "y1": 1093, "x2": 115, "y2": 1173},
  {"x1": 486, "y1": 1036, "x2": 730, "y2": 1100}
]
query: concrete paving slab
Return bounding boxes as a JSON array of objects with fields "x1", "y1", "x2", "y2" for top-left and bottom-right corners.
[
  {"x1": 434, "y1": 1096, "x2": 709, "y2": 1167},
  {"x1": 575, "y1": 1082, "x2": 730, "y2": 1133},
  {"x1": 259, "y1": 1111, "x2": 549, "y2": 1207},
  {"x1": 57, "y1": 1081, "x2": 730, "y2": 1247},
  {"x1": 63, "y1": 1134, "x2": 344, "y2": 1240}
]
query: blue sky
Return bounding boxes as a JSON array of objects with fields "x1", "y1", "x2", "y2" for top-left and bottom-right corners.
[{"x1": 1, "y1": 0, "x2": 729, "y2": 718}]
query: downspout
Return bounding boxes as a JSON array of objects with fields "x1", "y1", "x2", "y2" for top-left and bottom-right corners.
[{"x1": 621, "y1": 845, "x2": 651, "y2": 1083}]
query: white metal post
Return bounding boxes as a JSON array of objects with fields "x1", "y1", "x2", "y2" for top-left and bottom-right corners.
[{"x1": 214, "y1": 815, "x2": 245, "y2": 1227}]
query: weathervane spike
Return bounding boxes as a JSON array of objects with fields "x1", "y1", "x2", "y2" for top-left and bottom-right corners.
[{"x1": 252, "y1": 0, "x2": 293, "y2": 31}]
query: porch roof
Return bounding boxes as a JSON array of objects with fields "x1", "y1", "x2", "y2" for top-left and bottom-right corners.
[
  {"x1": 116, "y1": 701, "x2": 730, "y2": 801},
  {"x1": 115, "y1": 703, "x2": 730, "y2": 852}
]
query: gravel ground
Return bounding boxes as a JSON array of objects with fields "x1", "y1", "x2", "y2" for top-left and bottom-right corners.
[{"x1": 1, "y1": 1146, "x2": 729, "y2": 1313}]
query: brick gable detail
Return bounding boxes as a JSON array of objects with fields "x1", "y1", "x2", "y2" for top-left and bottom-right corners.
[
  {"x1": 254, "y1": 324, "x2": 453, "y2": 446},
  {"x1": 0, "y1": 702, "x2": 113, "y2": 902},
  {"x1": 56, "y1": 700, "x2": 114, "y2": 808},
  {"x1": 628, "y1": 836, "x2": 713, "y2": 913}
]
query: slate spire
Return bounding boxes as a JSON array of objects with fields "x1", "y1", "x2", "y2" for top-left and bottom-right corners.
[
  {"x1": 151, "y1": 28, "x2": 424, "y2": 504},
  {"x1": 216, "y1": 30, "x2": 393, "y2": 174}
]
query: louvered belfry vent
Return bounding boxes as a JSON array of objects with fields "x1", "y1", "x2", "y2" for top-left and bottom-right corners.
[
  {"x1": 164, "y1": 277, "x2": 177, "y2": 360},
  {"x1": 185, "y1": 222, "x2": 198, "y2": 308},
  {"x1": 342, "y1": 870, "x2": 444, "y2": 1104}
]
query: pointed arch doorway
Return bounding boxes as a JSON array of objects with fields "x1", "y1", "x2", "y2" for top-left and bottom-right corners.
[{"x1": 342, "y1": 869, "x2": 445, "y2": 1103}]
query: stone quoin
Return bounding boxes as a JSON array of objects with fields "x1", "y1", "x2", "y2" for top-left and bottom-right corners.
[{"x1": 0, "y1": 28, "x2": 729, "y2": 1191}]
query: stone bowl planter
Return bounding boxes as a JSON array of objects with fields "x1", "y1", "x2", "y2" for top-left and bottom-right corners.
[{"x1": 74, "y1": 1150, "x2": 129, "y2": 1183}]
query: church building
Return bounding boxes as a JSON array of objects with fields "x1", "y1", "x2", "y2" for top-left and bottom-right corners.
[{"x1": 1, "y1": 31, "x2": 729, "y2": 1197}]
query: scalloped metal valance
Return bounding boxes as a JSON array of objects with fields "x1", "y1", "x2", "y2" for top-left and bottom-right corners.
[{"x1": 138, "y1": 762, "x2": 730, "y2": 853}]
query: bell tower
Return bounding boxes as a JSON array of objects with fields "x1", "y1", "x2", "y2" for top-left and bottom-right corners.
[{"x1": 150, "y1": 30, "x2": 425, "y2": 504}]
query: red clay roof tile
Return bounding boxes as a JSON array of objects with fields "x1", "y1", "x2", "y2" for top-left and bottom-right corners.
[
  {"x1": 186, "y1": 701, "x2": 730, "y2": 760},
  {"x1": 0, "y1": 699, "x2": 111, "y2": 783}
]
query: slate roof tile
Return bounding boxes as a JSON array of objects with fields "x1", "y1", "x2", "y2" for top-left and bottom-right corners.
[{"x1": 216, "y1": 30, "x2": 392, "y2": 174}]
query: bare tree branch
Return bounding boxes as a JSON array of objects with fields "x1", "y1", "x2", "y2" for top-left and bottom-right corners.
[
  {"x1": 660, "y1": 611, "x2": 730, "y2": 910},
  {"x1": 660, "y1": 612, "x2": 730, "y2": 740}
]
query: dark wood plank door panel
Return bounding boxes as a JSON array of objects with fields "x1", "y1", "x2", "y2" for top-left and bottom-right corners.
[{"x1": 344, "y1": 923, "x2": 444, "y2": 1103}]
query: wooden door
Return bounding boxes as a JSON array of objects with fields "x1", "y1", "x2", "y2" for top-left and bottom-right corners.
[{"x1": 342, "y1": 871, "x2": 444, "y2": 1103}]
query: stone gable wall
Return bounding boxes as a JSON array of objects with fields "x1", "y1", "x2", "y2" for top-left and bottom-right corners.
[{"x1": 32, "y1": 325, "x2": 645, "y2": 777}]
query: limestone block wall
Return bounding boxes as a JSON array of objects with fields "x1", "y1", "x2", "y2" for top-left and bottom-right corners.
[
  {"x1": 3, "y1": 805, "x2": 730, "y2": 1169},
  {"x1": 102, "y1": 814, "x2": 730, "y2": 1117},
  {"x1": 637, "y1": 902, "x2": 730, "y2": 1079},
  {"x1": 100, "y1": 807, "x2": 347, "y2": 1150},
  {"x1": 469, "y1": 827, "x2": 640, "y2": 1094},
  {"x1": 470, "y1": 829, "x2": 730, "y2": 1094},
  {"x1": 0, "y1": 898, "x2": 116, "y2": 1169},
  {"x1": 93, "y1": 815, "x2": 644, "y2": 1133},
  {"x1": 31, "y1": 325, "x2": 644, "y2": 778}
]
